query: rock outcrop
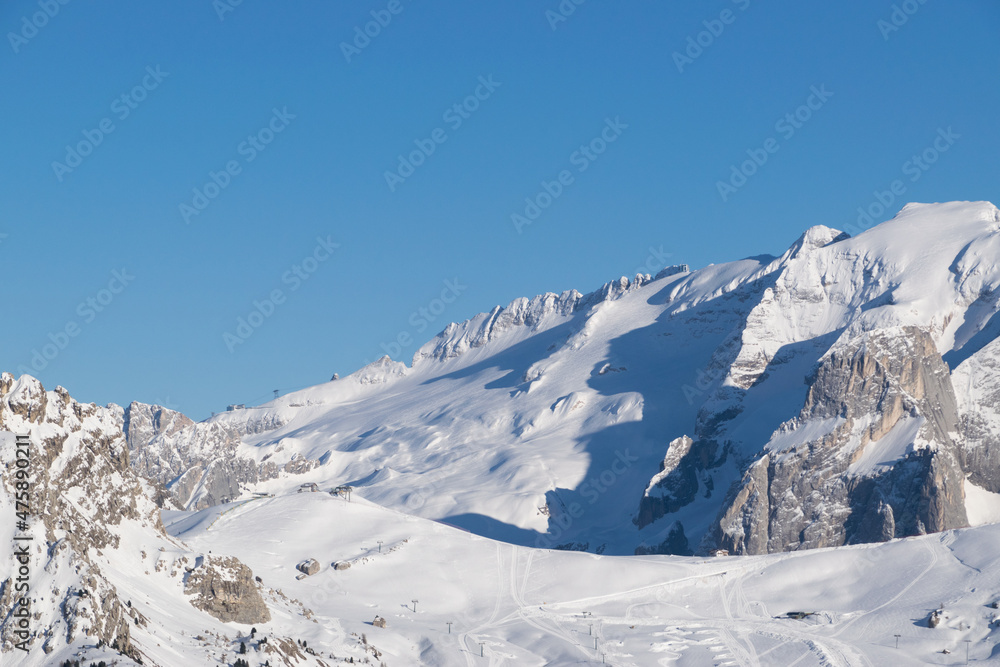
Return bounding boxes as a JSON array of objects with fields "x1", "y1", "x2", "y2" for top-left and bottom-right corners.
[
  {"x1": 124, "y1": 403, "x2": 294, "y2": 510},
  {"x1": 184, "y1": 556, "x2": 270, "y2": 624},
  {"x1": 637, "y1": 436, "x2": 699, "y2": 529},
  {"x1": 123, "y1": 401, "x2": 193, "y2": 454},
  {"x1": 952, "y1": 335, "x2": 1000, "y2": 493},
  {"x1": 413, "y1": 274, "x2": 655, "y2": 364},
  {"x1": 709, "y1": 326, "x2": 968, "y2": 554},
  {"x1": 0, "y1": 374, "x2": 156, "y2": 660}
]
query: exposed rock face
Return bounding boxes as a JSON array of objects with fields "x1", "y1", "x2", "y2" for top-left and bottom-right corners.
[
  {"x1": 632, "y1": 206, "x2": 1000, "y2": 556},
  {"x1": 184, "y1": 556, "x2": 270, "y2": 624},
  {"x1": 124, "y1": 403, "x2": 293, "y2": 510},
  {"x1": 0, "y1": 375, "x2": 156, "y2": 659},
  {"x1": 413, "y1": 275, "x2": 654, "y2": 364},
  {"x1": 123, "y1": 401, "x2": 193, "y2": 454},
  {"x1": 634, "y1": 521, "x2": 692, "y2": 556},
  {"x1": 709, "y1": 327, "x2": 968, "y2": 555},
  {"x1": 637, "y1": 436, "x2": 698, "y2": 529}
]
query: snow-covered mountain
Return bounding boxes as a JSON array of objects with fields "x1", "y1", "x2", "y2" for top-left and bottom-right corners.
[
  {"x1": 6, "y1": 200, "x2": 1000, "y2": 665},
  {"x1": 128, "y1": 201, "x2": 1000, "y2": 559}
]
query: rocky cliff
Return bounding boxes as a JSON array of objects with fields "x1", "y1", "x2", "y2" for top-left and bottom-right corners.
[
  {"x1": 124, "y1": 402, "x2": 294, "y2": 510},
  {"x1": 708, "y1": 327, "x2": 968, "y2": 554},
  {"x1": 0, "y1": 375, "x2": 277, "y2": 664}
]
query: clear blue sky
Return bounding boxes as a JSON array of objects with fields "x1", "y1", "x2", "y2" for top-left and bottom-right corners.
[{"x1": 2, "y1": 1, "x2": 998, "y2": 420}]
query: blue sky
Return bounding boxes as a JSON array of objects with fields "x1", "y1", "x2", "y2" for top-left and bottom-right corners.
[{"x1": 2, "y1": 0, "x2": 998, "y2": 420}]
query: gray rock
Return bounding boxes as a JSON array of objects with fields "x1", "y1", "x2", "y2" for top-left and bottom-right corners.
[
  {"x1": 637, "y1": 436, "x2": 699, "y2": 529},
  {"x1": 123, "y1": 400, "x2": 294, "y2": 510},
  {"x1": 709, "y1": 327, "x2": 969, "y2": 555},
  {"x1": 185, "y1": 555, "x2": 271, "y2": 624},
  {"x1": 953, "y1": 335, "x2": 1000, "y2": 492}
]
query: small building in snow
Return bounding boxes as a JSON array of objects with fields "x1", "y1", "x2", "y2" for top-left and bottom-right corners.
[{"x1": 297, "y1": 559, "x2": 320, "y2": 576}]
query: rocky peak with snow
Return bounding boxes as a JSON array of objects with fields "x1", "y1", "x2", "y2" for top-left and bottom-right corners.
[
  {"x1": 123, "y1": 401, "x2": 193, "y2": 457},
  {"x1": 413, "y1": 273, "x2": 658, "y2": 365},
  {"x1": 708, "y1": 325, "x2": 968, "y2": 554},
  {"x1": 0, "y1": 375, "x2": 319, "y2": 665}
]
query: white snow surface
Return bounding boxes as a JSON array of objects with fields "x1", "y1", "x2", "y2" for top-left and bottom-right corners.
[{"x1": 965, "y1": 478, "x2": 1000, "y2": 526}]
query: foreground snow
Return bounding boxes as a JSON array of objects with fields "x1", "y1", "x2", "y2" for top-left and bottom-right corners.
[{"x1": 165, "y1": 489, "x2": 1000, "y2": 666}]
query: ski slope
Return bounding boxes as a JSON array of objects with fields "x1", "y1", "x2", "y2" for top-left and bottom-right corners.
[{"x1": 166, "y1": 488, "x2": 1000, "y2": 666}]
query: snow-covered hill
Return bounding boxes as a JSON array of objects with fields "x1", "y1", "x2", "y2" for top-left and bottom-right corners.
[{"x1": 136, "y1": 201, "x2": 1000, "y2": 558}]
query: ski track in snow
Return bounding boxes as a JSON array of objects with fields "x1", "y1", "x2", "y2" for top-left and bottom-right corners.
[{"x1": 447, "y1": 540, "x2": 903, "y2": 666}]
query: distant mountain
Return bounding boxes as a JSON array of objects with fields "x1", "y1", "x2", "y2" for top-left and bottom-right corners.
[{"x1": 127, "y1": 201, "x2": 1000, "y2": 559}]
